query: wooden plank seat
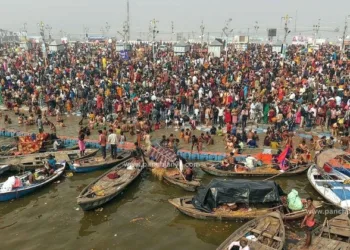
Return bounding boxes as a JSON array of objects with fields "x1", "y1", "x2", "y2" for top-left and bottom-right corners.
[{"x1": 250, "y1": 228, "x2": 282, "y2": 242}]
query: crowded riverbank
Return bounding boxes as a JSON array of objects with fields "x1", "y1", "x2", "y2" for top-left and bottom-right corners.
[{"x1": 0, "y1": 38, "x2": 349, "y2": 250}]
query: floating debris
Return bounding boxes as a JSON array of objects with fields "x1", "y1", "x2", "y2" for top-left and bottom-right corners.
[{"x1": 130, "y1": 217, "x2": 144, "y2": 223}]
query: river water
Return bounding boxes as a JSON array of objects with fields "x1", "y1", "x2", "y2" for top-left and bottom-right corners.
[{"x1": 0, "y1": 111, "x2": 327, "y2": 250}]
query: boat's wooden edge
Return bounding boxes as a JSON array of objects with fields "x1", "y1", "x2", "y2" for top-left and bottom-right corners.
[
  {"x1": 200, "y1": 163, "x2": 310, "y2": 177},
  {"x1": 77, "y1": 156, "x2": 145, "y2": 206},
  {"x1": 216, "y1": 211, "x2": 285, "y2": 250}
]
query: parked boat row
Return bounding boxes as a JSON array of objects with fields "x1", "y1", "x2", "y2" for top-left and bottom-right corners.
[
  {"x1": 0, "y1": 143, "x2": 349, "y2": 249},
  {"x1": 2, "y1": 149, "x2": 98, "y2": 171}
]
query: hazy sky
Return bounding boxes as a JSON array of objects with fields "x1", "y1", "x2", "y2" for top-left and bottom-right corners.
[{"x1": 1, "y1": 0, "x2": 349, "y2": 40}]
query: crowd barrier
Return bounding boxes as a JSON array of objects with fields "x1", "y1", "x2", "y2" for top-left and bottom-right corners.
[{"x1": 177, "y1": 149, "x2": 226, "y2": 161}]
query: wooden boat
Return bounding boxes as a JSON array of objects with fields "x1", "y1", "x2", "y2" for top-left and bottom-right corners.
[
  {"x1": 318, "y1": 149, "x2": 350, "y2": 177},
  {"x1": 291, "y1": 213, "x2": 350, "y2": 250},
  {"x1": 0, "y1": 163, "x2": 66, "y2": 202},
  {"x1": 217, "y1": 212, "x2": 285, "y2": 250},
  {"x1": 5, "y1": 149, "x2": 98, "y2": 171},
  {"x1": 0, "y1": 165, "x2": 9, "y2": 176},
  {"x1": 200, "y1": 162, "x2": 310, "y2": 177},
  {"x1": 69, "y1": 151, "x2": 132, "y2": 173},
  {"x1": 0, "y1": 144, "x2": 17, "y2": 156},
  {"x1": 77, "y1": 156, "x2": 146, "y2": 211},
  {"x1": 307, "y1": 164, "x2": 350, "y2": 211},
  {"x1": 168, "y1": 196, "x2": 322, "y2": 221},
  {"x1": 150, "y1": 160, "x2": 201, "y2": 192},
  {"x1": 163, "y1": 173, "x2": 201, "y2": 192},
  {"x1": 0, "y1": 142, "x2": 79, "y2": 156}
]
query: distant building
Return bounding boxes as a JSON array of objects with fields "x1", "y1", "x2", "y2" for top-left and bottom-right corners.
[
  {"x1": 116, "y1": 42, "x2": 131, "y2": 52},
  {"x1": 233, "y1": 36, "x2": 249, "y2": 51},
  {"x1": 208, "y1": 40, "x2": 223, "y2": 57},
  {"x1": 49, "y1": 40, "x2": 65, "y2": 52},
  {"x1": 272, "y1": 41, "x2": 283, "y2": 53},
  {"x1": 87, "y1": 36, "x2": 106, "y2": 42},
  {"x1": 344, "y1": 40, "x2": 350, "y2": 51},
  {"x1": 173, "y1": 41, "x2": 190, "y2": 55},
  {"x1": 19, "y1": 41, "x2": 33, "y2": 51}
]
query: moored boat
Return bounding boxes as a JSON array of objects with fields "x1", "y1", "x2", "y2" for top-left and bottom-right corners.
[
  {"x1": 5, "y1": 149, "x2": 98, "y2": 171},
  {"x1": 318, "y1": 149, "x2": 350, "y2": 177},
  {"x1": 77, "y1": 156, "x2": 146, "y2": 211},
  {"x1": 217, "y1": 212, "x2": 285, "y2": 250},
  {"x1": 69, "y1": 151, "x2": 132, "y2": 173},
  {"x1": 307, "y1": 164, "x2": 350, "y2": 211},
  {"x1": 0, "y1": 133, "x2": 79, "y2": 156},
  {"x1": 291, "y1": 213, "x2": 350, "y2": 250},
  {"x1": 0, "y1": 165, "x2": 9, "y2": 176},
  {"x1": 169, "y1": 179, "x2": 322, "y2": 221},
  {"x1": 200, "y1": 162, "x2": 310, "y2": 177},
  {"x1": 0, "y1": 163, "x2": 66, "y2": 202},
  {"x1": 163, "y1": 173, "x2": 201, "y2": 192},
  {"x1": 150, "y1": 160, "x2": 201, "y2": 192}
]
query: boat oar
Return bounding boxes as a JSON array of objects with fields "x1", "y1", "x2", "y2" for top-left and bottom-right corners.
[{"x1": 263, "y1": 164, "x2": 306, "y2": 181}]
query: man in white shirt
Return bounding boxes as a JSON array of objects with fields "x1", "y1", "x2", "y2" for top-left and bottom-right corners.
[
  {"x1": 335, "y1": 95, "x2": 342, "y2": 106},
  {"x1": 108, "y1": 129, "x2": 118, "y2": 159},
  {"x1": 289, "y1": 92, "x2": 296, "y2": 101},
  {"x1": 53, "y1": 140, "x2": 60, "y2": 151},
  {"x1": 217, "y1": 106, "x2": 225, "y2": 127},
  {"x1": 198, "y1": 87, "x2": 204, "y2": 99},
  {"x1": 192, "y1": 75, "x2": 198, "y2": 84}
]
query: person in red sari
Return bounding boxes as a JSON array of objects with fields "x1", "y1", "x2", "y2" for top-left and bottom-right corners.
[
  {"x1": 224, "y1": 108, "x2": 232, "y2": 125},
  {"x1": 96, "y1": 94, "x2": 103, "y2": 113}
]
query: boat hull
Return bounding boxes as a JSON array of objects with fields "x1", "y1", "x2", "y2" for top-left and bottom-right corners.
[
  {"x1": 6, "y1": 149, "x2": 98, "y2": 171},
  {"x1": 334, "y1": 167, "x2": 350, "y2": 177},
  {"x1": 200, "y1": 163, "x2": 310, "y2": 177},
  {"x1": 78, "y1": 189, "x2": 125, "y2": 211},
  {"x1": 0, "y1": 166, "x2": 65, "y2": 202},
  {"x1": 77, "y1": 157, "x2": 146, "y2": 211},
  {"x1": 307, "y1": 165, "x2": 350, "y2": 211},
  {"x1": 69, "y1": 152, "x2": 131, "y2": 173},
  {"x1": 163, "y1": 175, "x2": 200, "y2": 192},
  {"x1": 169, "y1": 197, "x2": 322, "y2": 221},
  {"x1": 0, "y1": 165, "x2": 9, "y2": 176},
  {"x1": 216, "y1": 211, "x2": 285, "y2": 250}
]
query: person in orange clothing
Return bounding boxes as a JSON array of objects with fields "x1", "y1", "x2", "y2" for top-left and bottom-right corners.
[
  {"x1": 66, "y1": 99, "x2": 72, "y2": 114},
  {"x1": 117, "y1": 85, "x2": 123, "y2": 97}
]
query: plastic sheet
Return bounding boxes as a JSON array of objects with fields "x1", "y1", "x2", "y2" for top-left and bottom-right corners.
[{"x1": 192, "y1": 179, "x2": 285, "y2": 212}]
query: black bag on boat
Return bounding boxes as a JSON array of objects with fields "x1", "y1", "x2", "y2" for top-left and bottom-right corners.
[{"x1": 192, "y1": 179, "x2": 285, "y2": 213}]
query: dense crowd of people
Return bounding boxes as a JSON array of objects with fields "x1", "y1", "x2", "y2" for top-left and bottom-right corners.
[{"x1": 0, "y1": 41, "x2": 349, "y2": 156}]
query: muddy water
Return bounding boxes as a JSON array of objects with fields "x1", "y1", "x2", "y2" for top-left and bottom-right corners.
[{"x1": 0, "y1": 110, "x2": 325, "y2": 250}]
